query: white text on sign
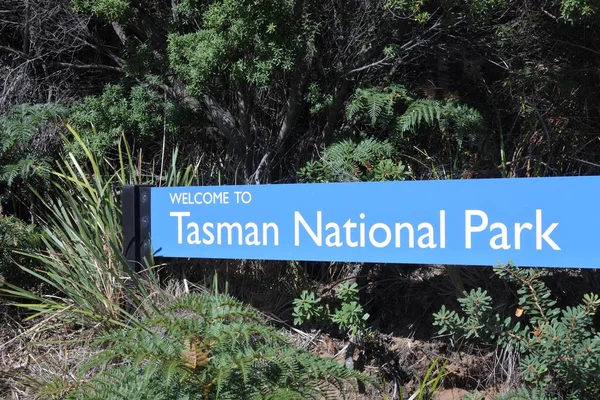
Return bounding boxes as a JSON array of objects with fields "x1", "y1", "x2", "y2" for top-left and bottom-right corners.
[{"x1": 168, "y1": 209, "x2": 560, "y2": 251}]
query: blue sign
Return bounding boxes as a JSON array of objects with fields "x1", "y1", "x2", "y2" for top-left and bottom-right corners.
[{"x1": 150, "y1": 177, "x2": 600, "y2": 268}]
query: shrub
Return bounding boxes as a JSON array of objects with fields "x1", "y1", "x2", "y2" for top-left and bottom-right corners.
[
  {"x1": 68, "y1": 84, "x2": 197, "y2": 158},
  {"x1": 65, "y1": 290, "x2": 371, "y2": 399},
  {"x1": 433, "y1": 263, "x2": 600, "y2": 399},
  {"x1": 297, "y1": 138, "x2": 410, "y2": 183}
]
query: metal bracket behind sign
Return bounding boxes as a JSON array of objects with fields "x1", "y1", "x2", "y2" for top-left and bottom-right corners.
[{"x1": 122, "y1": 185, "x2": 152, "y2": 273}]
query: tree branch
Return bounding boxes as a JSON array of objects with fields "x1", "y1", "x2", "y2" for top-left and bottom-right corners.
[
  {"x1": 52, "y1": 62, "x2": 124, "y2": 72},
  {"x1": 0, "y1": 45, "x2": 30, "y2": 59},
  {"x1": 111, "y1": 21, "x2": 128, "y2": 45},
  {"x1": 345, "y1": 56, "x2": 390, "y2": 75}
]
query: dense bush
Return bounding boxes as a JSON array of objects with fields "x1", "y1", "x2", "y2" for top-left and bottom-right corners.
[
  {"x1": 433, "y1": 263, "x2": 600, "y2": 399},
  {"x1": 68, "y1": 84, "x2": 194, "y2": 157},
  {"x1": 65, "y1": 290, "x2": 371, "y2": 399}
]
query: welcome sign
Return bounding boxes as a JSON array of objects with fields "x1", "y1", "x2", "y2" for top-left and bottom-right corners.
[{"x1": 149, "y1": 177, "x2": 600, "y2": 268}]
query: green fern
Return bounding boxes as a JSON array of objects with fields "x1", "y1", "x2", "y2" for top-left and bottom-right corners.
[
  {"x1": 65, "y1": 292, "x2": 372, "y2": 399},
  {"x1": 345, "y1": 85, "x2": 483, "y2": 148},
  {"x1": 395, "y1": 98, "x2": 484, "y2": 175},
  {"x1": 0, "y1": 103, "x2": 67, "y2": 193},
  {"x1": 298, "y1": 137, "x2": 409, "y2": 182},
  {"x1": 2, "y1": 156, "x2": 51, "y2": 186},
  {"x1": 0, "y1": 103, "x2": 67, "y2": 152},
  {"x1": 396, "y1": 99, "x2": 483, "y2": 138},
  {"x1": 324, "y1": 137, "x2": 392, "y2": 178},
  {"x1": 346, "y1": 85, "x2": 413, "y2": 126},
  {"x1": 397, "y1": 99, "x2": 442, "y2": 133}
]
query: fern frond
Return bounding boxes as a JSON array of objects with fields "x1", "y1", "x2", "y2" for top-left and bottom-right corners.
[
  {"x1": 396, "y1": 98, "x2": 484, "y2": 145},
  {"x1": 346, "y1": 85, "x2": 411, "y2": 127},
  {"x1": 368, "y1": 93, "x2": 386, "y2": 125},
  {"x1": 345, "y1": 96, "x2": 363, "y2": 121},
  {"x1": 1, "y1": 156, "x2": 51, "y2": 186},
  {"x1": 397, "y1": 99, "x2": 443, "y2": 134},
  {"x1": 0, "y1": 103, "x2": 67, "y2": 188},
  {"x1": 1, "y1": 103, "x2": 67, "y2": 146},
  {"x1": 67, "y1": 292, "x2": 373, "y2": 399}
]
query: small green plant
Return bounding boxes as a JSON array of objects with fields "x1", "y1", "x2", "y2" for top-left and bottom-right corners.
[
  {"x1": 292, "y1": 290, "x2": 324, "y2": 326},
  {"x1": 293, "y1": 281, "x2": 370, "y2": 337},
  {"x1": 62, "y1": 290, "x2": 371, "y2": 399},
  {"x1": 331, "y1": 281, "x2": 370, "y2": 336},
  {"x1": 433, "y1": 262, "x2": 600, "y2": 399}
]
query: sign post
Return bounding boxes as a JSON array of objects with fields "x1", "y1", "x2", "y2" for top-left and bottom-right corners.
[{"x1": 122, "y1": 185, "x2": 152, "y2": 273}]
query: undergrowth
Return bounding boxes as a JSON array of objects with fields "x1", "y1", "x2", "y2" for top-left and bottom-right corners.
[
  {"x1": 63, "y1": 287, "x2": 372, "y2": 399},
  {"x1": 434, "y1": 263, "x2": 600, "y2": 399},
  {"x1": 1, "y1": 126, "x2": 198, "y2": 329}
]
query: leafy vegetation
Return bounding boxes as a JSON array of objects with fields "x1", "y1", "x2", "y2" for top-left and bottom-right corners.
[
  {"x1": 0, "y1": 103, "x2": 67, "y2": 211},
  {"x1": 63, "y1": 289, "x2": 371, "y2": 399},
  {"x1": 0, "y1": 130, "x2": 372, "y2": 399},
  {"x1": 298, "y1": 138, "x2": 410, "y2": 183},
  {"x1": 294, "y1": 281, "x2": 370, "y2": 338},
  {"x1": 433, "y1": 263, "x2": 600, "y2": 399},
  {"x1": 68, "y1": 85, "x2": 173, "y2": 157},
  {"x1": 2, "y1": 0, "x2": 600, "y2": 398},
  {"x1": 1, "y1": 127, "x2": 198, "y2": 329},
  {"x1": 0, "y1": 215, "x2": 41, "y2": 287}
]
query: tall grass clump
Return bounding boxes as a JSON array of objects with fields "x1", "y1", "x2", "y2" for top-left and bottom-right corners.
[{"x1": 1, "y1": 126, "x2": 197, "y2": 329}]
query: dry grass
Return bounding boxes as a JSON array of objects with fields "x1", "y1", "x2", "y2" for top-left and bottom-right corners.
[
  {"x1": 0, "y1": 301, "x2": 98, "y2": 399},
  {"x1": 0, "y1": 278, "x2": 207, "y2": 399}
]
